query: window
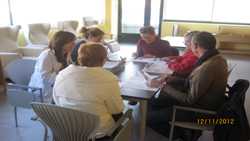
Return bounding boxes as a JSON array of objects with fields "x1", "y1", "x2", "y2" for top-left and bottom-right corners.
[
  {"x1": 163, "y1": 0, "x2": 214, "y2": 22},
  {"x1": 163, "y1": 0, "x2": 250, "y2": 24},
  {"x1": 0, "y1": 0, "x2": 11, "y2": 25},
  {"x1": 212, "y1": 0, "x2": 250, "y2": 23},
  {"x1": 9, "y1": 0, "x2": 105, "y2": 28}
]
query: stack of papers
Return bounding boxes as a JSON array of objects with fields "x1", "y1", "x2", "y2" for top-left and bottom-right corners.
[
  {"x1": 103, "y1": 61, "x2": 122, "y2": 72},
  {"x1": 142, "y1": 60, "x2": 173, "y2": 74},
  {"x1": 122, "y1": 74, "x2": 159, "y2": 91}
]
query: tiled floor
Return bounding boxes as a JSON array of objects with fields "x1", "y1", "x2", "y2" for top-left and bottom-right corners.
[{"x1": 1, "y1": 43, "x2": 250, "y2": 141}]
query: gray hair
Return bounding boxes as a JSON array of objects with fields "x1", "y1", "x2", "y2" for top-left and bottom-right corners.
[{"x1": 192, "y1": 32, "x2": 216, "y2": 50}]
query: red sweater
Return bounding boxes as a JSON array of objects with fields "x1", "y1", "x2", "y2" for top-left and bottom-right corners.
[
  {"x1": 137, "y1": 36, "x2": 172, "y2": 57},
  {"x1": 168, "y1": 50, "x2": 198, "y2": 79}
]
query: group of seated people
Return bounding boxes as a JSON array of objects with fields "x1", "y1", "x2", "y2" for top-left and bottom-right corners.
[{"x1": 28, "y1": 26, "x2": 228, "y2": 140}]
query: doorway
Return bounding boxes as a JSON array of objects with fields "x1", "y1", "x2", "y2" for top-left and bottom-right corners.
[{"x1": 118, "y1": 0, "x2": 163, "y2": 43}]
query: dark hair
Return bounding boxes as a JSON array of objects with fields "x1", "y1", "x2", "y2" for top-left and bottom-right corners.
[
  {"x1": 185, "y1": 31, "x2": 199, "y2": 39},
  {"x1": 78, "y1": 42, "x2": 107, "y2": 67},
  {"x1": 192, "y1": 32, "x2": 216, "y2": 50},
  {"x1": 140, "y1": 26, "x2": 155, "y2": 35},
  {"x1": 48, "y1": 31, "x2": 76, "y2": 63},
  {"x1": 78, "y1": 27, "x2": 105, "y2": 40}
]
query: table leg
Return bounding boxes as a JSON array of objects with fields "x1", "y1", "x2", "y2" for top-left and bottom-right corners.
[{"x1": 140, "y1": 100, "x2": 147, "y2": 141}]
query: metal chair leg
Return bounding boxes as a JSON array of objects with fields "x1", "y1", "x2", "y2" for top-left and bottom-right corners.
[
  {"x1": 169, "y1": 108, "x2": 177, "y2": 141},
  {"x1": 14, "y1": 106, "x2": 18, "y2": 127}
]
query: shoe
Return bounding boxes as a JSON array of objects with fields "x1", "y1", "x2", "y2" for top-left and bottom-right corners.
[
  {"x1": 181, "y1": 129, "x2": 202, "y2": 141},
  {"x1": 128, "y1": 101, "x2": 138, "y2": 105}
]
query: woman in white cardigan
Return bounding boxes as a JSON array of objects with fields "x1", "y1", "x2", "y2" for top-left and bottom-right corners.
[
  {"x1": 29, "y1": 31, "x2": 76, "y2": 103},
  {"x1": 53, "y1": 42, "x2": 125, "y2": 139}
]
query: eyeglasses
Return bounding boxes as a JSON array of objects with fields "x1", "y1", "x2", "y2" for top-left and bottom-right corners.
[{"x1": 183, "y1": 41, "x2": 190, "y2": 44}]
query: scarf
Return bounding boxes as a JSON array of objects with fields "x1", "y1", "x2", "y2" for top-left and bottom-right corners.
[{"x1": 183, "y1": 49, "x2": 219, "y2": 92}]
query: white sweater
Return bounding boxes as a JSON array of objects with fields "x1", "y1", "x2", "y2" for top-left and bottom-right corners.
[
  {"x1": 53, "y1": 64, "x2": 125, "y2": 138},
  {"x1": 29, "y1": 49, "x2": 72, "y2": 103}
]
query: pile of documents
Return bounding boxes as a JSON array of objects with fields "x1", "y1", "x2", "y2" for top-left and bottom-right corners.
[{"x1": 103, "y1": 61, "x2": 122, "y2": 72}]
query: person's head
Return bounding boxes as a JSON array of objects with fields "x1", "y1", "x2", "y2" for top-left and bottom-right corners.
[
  {"x1": 191, "y1": 32, "x2": 216, "y2": 57},
  {"x1": 77, "y1": 42, "x2": 107, "y2": 67},
  {"x1": 184, "y1": 31, "x2": 199, "y2": 50},
  {"x1": 139, "y1": 26, "x2": 156, "y2": 43},
  {"x1": 78, "y1": 27, "x2": 105, "y2": 43},
  {"x1": 48, "y1": 31, "x2": 76, "y2": 63}
]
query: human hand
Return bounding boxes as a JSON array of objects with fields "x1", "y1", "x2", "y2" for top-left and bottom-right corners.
[
  {"x1": 170, "y1": 59, "x2": 177, "y2": 62},
  {"x1": 142, "y1": 54, "x2": 155, "y2": 58},
  {"x1": 132, "y1": 52, "x2": 139, "y2": 58},
  {"x1": 119, "y1": 60, "x2": 126, "y2": 65},
  {"x1": 146, "y1": 79, "x2": 165, "y2": 88},
  {"x1": 158, "y1": 75, "x2": 175, "y2": 83},
  {"x1": 160, "y1": 57, "x2": 171, "y2": 62}
]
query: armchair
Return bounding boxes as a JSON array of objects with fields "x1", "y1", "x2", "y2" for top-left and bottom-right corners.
[
  {"x1": 58, "y1": 20, "x2": 79, "y2": 37},
  {"x1": 0, "y1": 26, "x2": 45, "y2": 78},
  {"x1": 83, "y1": 16, "x2": 98, "y2": 27},
  {"x1": 22, "y1": 23, "x2": 50, "y2": 47}
]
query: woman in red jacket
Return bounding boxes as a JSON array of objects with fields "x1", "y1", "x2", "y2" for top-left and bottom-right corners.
[
  {"x1": 132, "y1": 26, "x2": 172, "y2": 58},
  {"x1": 156, "y1": 31, "x2": 199, "y2": 98},
  {"x1": 161, "y1": 31, "x2": 199, "y2": 79}
]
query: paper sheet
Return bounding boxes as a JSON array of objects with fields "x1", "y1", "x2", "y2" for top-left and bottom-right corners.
[
  {"x1": 133, "y1": 57, "x2": 154, "y2": 63},
  {"x1": 122, "y1": 74, "x2": 159, "y2": 91},
  {"x1": 103, "y1": 61, "x2": 120, "y2": 68},
  {"x1": 141, "y1": 60, "x2": 173, "y2": 74},
  {"x1": 118, "y1": 82, "x2": 125, "y2": 88}
]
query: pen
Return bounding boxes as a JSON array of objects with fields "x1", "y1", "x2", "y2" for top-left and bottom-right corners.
[
  {"x1": 107, "y1": 60, "x2": 118, "y2": 62},
  {"x1": 120, "y1": 56, "x2": 124, "y2": 60},
  {"x1": 153, "y1": 76, "x2": 161, "y2": 79}
]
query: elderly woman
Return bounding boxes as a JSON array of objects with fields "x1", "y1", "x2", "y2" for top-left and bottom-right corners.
[
  {"x1": 161, "y1": 31, "x2": 199, "y2": 79},
  {"x1": 53, "y1": 42, "x2": 125, "y2": 139}
]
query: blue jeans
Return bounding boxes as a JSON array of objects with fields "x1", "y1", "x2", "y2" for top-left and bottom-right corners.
[{"x1": 146, "y1": 97, "x2": 198, "y2": 139}]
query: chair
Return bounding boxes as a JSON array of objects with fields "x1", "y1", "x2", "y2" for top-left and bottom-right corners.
[
  {"x1": 228, "y1": 62, "x2": 237, "y2": 76},
  {"x1": 58, "y1": 20, "x2": 79, "y2": 37},
  {"x1": 172, "y1": 24, "x2": 179, "y2": 36},
  {"x1": 22, "y1": 23, "x2": 50, "y2": 47},
  {"x1": 171, "y1": 47, "x2": 179, "y2": 56},
  {"x1": 107, "y1": 42, "x2": 120, "y2": 53},
  {"x1": 5, "y1": 59, "x2": 43, "y2": 127},
  {"x1": 169, "y1": 79, "x2": 250, "y2": 141},
  {"x1": 83, "y1": 16, "x2": 114, "y2": 45},
  {"x1": 83, "y1": 16, "x2": 99, "y2": 27},
  {"x1": 30, "y1": 102, "x2": 134, "y2": 141},
  {"x1": 0, "y1": 26, "x2": 45, "y2": 78}
]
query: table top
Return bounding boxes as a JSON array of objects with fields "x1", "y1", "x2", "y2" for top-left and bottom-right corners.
[
  {"x1": 114, "y1": 61, "x2": 158, "y2": 100},
  {"x1": 161, "y1": 36, "x2": 186, "y2": 48}
]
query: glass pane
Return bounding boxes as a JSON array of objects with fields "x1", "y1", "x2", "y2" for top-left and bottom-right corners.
[
  {"x1": 212, "y1": 0, "x2": 250, "y2": 23},
  {"x1": 10, "y1": 0, "x2": 104, "y2": 28},
  {"x1": 163, "y1": 0, "x2": 214, "y2": 21},
  {"x1": 150, "y1": 0, "x2": 161, "y2": 34},
  {"x1": 122, "y1": 0, "x2": 145, "y2": 34},
  {"x1": 0, "y1": 0, "x2": 10, "y2": 25}
]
